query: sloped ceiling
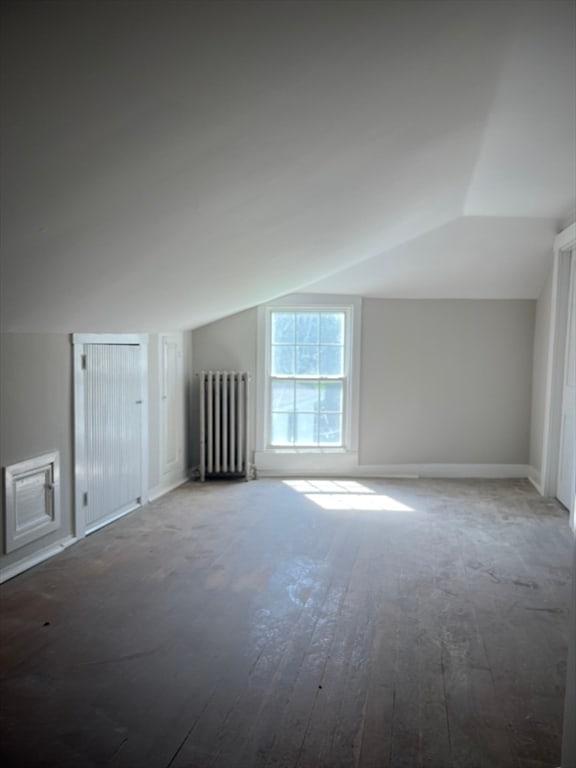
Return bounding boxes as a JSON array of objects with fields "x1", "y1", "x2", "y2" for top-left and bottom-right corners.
[{"x1": 0, "y1": 0, "x2": 574, "y2": 332}]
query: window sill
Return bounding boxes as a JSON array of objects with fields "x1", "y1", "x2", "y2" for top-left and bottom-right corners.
[{"x1": 262, "y1": 447, "x2": 349, "y2": 454}]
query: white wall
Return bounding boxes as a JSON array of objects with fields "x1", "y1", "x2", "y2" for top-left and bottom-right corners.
[
  {"x1": 191, "y1": 298, "x2": 535, "y2": 473},
  {"x1": 190, "y1": 308, "x2": 257, "y2": 468},
  {"x1": 529, "y1": 268, "x2": 554, "y2": 488},
  {"x1": 361, "y1": 299, "x2": 535, "y2": 465},
  {"x1": 0, "y1": 331, "x2": 192, "y2": 579},
  {"x1": 0, "y1": 333, "x2": 74, "y2": 572}
]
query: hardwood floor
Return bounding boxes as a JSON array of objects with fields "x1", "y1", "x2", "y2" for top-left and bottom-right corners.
[{"x1": 0, "y1": 478, "x2": 573, "y2": 768}]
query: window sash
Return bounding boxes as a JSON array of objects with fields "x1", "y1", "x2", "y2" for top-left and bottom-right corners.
[
  {"x1": 269, "y1": 378, "x2": 346, "y2": 447},
  {"x1": 267, "y1": 308, "x2": 349, "y2": 448}
]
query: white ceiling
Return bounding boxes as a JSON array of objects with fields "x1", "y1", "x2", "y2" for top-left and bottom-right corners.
[
  {"x1": 304, "y1": 216, "x2": 557, "y2": 298},
  {"x1": 0, "y1": 0, "x2": 574, "y2": 332}
]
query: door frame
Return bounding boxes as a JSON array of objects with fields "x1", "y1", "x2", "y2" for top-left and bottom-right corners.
[
  {"x1": 541, "y1": 223, "x2": 576, "y2": 520},
  {"x1": 159, "y1": 332, "x2": 184, "y2": 482},
  {"x1": 72, "y1": 333, "x2": 149, "y2": 539}
]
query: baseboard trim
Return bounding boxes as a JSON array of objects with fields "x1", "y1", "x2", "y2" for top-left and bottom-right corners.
[
  {"x1": 0, "y1": 535, "x2": 77, "y2": 584},
  {"x1": 527, "y1": 467, "x2": 544, "y2": 495},
  {"x1": 148, "y1": 472, "x2": 191, "y2": 502},
  {"x1": 256, "y1": 463, "x2": 531, "y2": 480}
]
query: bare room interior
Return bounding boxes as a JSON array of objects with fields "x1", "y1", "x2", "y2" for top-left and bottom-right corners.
[{"x1": 0, "y1": 2, "x2": 575, "y2": 767}]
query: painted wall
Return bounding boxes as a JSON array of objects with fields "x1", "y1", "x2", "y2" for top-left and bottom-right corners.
[
  {"x1": 360, "y1": 299, "x2": 535, "y2": 465},
  {"x1": 529, "y1": 268, "x2": 554, "y2": 486},
  {"x1": 0, "y1": 331, "x2": 193, "y2": 578},
  {"x1": 0, "y1": 333, "x2": 74, "y2": 571},
  {"x1": 190, "y1": 308, "x2": 258, "y2": 468},
  {"x1": 191, "y1": 298, "x2": 535, "y2": 469}
]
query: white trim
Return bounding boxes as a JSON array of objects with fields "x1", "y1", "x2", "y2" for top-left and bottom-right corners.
[
  {"x1": 72, "y1": 341, "x2": 87, "y2": 539},
  {"x1": 0, "y1": 535, "x2": 77, "y2": 584},
  {"x1": 140, "y1": 341, "x2": 150, "y2": 505},
  {"x1": 255, "y1": 458, "x2": 530, "y2": 480},
  {"x1": 3, "y1": 451, "x2": 61, "y2": 553},
  {"x1": 158, "y1": 332, "x2": 185, "y2": 483},
  {"x1": 256, "y1": 294, "x2": 362, "y2": 454},
  {"x1": 72, "y1": 333, "x2": 148, "y2": 346},
  {"x1": 72, "y1": 334, "x2": 149, "y2": 539},
  {"x1": 541, "y1": 226, "x2": 576, "y2": 498},
  {"x1": 349, "y1": 300, "x2": 362, "y2": 453},
  {"x1": 148, "y1": 472, "x2": 190, "y2": 502},
  {"x1": 554, "y1": 222, "x2": 576, "y2": 253},
  {"x1": 528, "y1": 466, "x2": 543, "y2": 495}
]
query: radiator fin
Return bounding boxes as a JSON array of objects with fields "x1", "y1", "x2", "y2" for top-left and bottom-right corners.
[{"x1": 199, "y1": 371, "x2": 251, "y2": 481}]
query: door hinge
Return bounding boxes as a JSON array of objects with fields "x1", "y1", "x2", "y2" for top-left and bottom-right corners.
[
  {"x1": 81, "y1": 354, "x2": 87, "y2": 370},
  {"x1": 82, "y1": 491, "x2": 88, "y2": 507}
]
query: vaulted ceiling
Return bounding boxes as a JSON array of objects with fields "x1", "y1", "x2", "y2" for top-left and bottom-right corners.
[{"x1": 1, "y1": 0, "x2": 574, "y2": 332}]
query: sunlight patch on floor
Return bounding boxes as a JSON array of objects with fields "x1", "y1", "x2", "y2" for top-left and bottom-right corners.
[{"x1": 283, "y1": 479, "x2": 414, "y2": 512}]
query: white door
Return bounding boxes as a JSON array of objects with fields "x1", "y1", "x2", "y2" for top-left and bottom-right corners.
[
  {"x1": 160, "y1": 333, "x2": 183, "y2": 480},
  {"x1": 79, "y1": 341, "x2": 145, "y2": 534},
  {"x1": 557, "y1": 249, "x2": 576, "y2": 521}
]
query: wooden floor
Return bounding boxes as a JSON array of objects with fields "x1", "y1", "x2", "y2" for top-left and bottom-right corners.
[{"x1": 0, "y1": 478, "x2": 573, "y2": 768}]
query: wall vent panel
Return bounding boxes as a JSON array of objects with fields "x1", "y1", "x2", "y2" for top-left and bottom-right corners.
[{"x1": 3, "y1": 452, "x2": 61, "y2": 553}]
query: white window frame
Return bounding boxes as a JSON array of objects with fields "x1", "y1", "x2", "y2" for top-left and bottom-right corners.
[{"x1": 256, "y1": 294, "x2": 361, "y2": 475}]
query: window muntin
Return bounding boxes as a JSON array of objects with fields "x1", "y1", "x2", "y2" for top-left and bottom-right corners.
[{"x1": 269, "y1": 310, "x2": 347, "y2": 447}]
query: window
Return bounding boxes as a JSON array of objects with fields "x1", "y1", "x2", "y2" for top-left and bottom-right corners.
[
  {"x1": 257, "y1": 295, "x2": 361, "y2": 453},
  {"x1": 269, "y1": 310, "x2": 346, "y2": 446},
  {"x1": 256, "y1": 295, "x2": 361, "y2": 470}
]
